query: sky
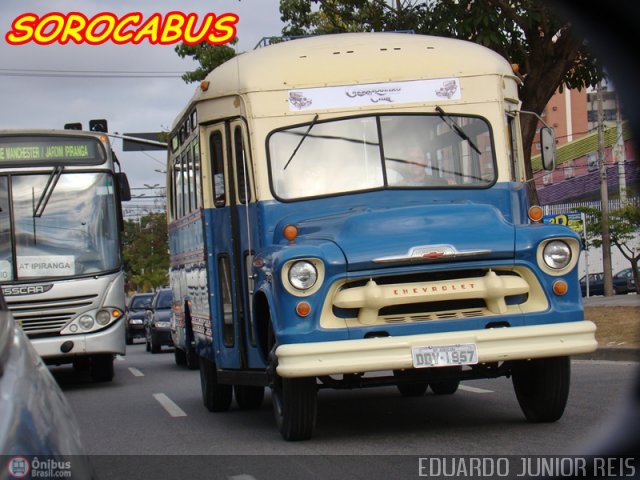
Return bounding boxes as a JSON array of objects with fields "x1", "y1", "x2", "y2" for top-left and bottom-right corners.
[{"x1": 0, "y1": 0, "x2": 285, "y2": 216}]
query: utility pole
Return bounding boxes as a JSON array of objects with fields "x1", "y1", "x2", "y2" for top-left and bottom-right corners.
[
  {"x1": 597, "y1": 81, "x2": 613, "y2": 296},
  {"x1": 615, "y1": 93, "x2": 627, "y2": 206}
]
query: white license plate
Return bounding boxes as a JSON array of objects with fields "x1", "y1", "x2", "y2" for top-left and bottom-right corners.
[{"x1": 412, "y1": 344, "x2": 478, "y2": 368}]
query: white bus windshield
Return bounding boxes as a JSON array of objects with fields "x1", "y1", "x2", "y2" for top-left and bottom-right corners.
[
  {"x1": 0, "y1": 172, "x2": 120, "y2": 281},
  {"x1": 269, "y1": 114, "x2": 496, "y2": 200}
]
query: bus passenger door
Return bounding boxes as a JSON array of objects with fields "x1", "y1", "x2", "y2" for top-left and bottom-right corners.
[
  {"x1": 229, "y1": 120, "x2": 262, "y2": 369},
  {"x1": 206, "y1": 120, "x2": 257, "y2": 371}
]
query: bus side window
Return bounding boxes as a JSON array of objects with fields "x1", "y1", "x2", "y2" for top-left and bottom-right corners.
[
  {"x1": 234, "y1": 126, "x2": 248, "y2": 205},
  {"x1": 192, "y1": 140, "x2": 201, "y2": 209},
  {"x1": 210, "y1": 131, "x2": 226, "y2": 208},
  {"x1": 173, "y1": 155, "x2": 183, "y2": 218}
]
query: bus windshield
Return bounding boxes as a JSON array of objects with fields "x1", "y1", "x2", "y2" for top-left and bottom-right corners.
[
  {"x1": 268, "y1": 114, "x2": 496, "y2": 200},
  {"x1": 0, "y1": 172, "x2": 120, "y2": 281}
]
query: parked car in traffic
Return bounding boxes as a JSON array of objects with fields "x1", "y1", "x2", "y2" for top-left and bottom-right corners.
[
  {"x1": 580, "y1": 269, "x2": 638, "y2": 296},
  {"x1": 0, "y1": 291, "x2": 93, "y2": 477},
  {"x1": 125, "y1": 293, "x2": 154, "y2": 345},
  {"x1": 612, "y1": 268, "x2": 637, "y2": 294},
  {"x1": 144, "y1": 289, "x2": 174, "y2": 353},
  {"x1": 580, "y1": 272, "x2": 604, "y2": 297}
]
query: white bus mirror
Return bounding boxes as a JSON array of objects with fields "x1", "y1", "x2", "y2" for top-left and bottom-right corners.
[{"x1": 540, "y1": 127, "x2": 556, "y2": 171}]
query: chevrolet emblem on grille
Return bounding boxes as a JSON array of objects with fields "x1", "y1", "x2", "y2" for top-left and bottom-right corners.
[{"x1": 373, "y1": 244, "x2": 491, "y2": 263}]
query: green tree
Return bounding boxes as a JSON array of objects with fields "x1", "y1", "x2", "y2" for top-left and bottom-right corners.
[
  {"x1": 577, "y1": 204, "x2": 640, "y2": 292},
  {"x1": 175, "y1": 39, "x2": 238, "y2": 84},
  {"x1": 279, "y1": 0, "x2": 604, "y2": 198},
  {"x1": 122, "y1": 213, "x2": 169, "y2": 293}
]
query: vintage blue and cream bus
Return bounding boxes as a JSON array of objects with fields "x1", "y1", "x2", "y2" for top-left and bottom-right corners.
[
  {"x1": 166, "y1": 33, "x2": 597, "y2": 440},
  {"x1": 0, "y1": 129, "x2": 130, "y2": 382}
]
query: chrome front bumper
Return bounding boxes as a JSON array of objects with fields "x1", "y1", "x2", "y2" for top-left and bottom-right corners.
[{"x1": 276, "y1": 320, "x2": 597, "y2": 378}]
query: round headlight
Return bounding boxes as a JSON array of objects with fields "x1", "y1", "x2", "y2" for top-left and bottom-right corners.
[
  {"x1": 543, "y1": 240, "x2": 572, "y2": 270},
  {"x1": 288, "y1": 261, "x2": 318, "y2": 290},
  {"x1": 96, "y1": 309, "x2": 111, "y2": 326},
  {"x1": 78, "y1": 315, "x2": 95, "y2": 330}
]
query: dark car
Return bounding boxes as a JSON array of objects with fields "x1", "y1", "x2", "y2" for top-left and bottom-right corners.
[
  {"x1": 580, "y1": 272, "x2": 604, "y2": 297},
  {"x1": 145, "y1": 289, "x2": 174, "y2": 353},
  {"x1": 581, "y1": 269, "x2": 637, "y2": 296},
  {"x1": 0, "y1": 291, "x2": 93, "y2": 477},
  {"x1": 613, "y1": 268, "x2": 637, "y2": 295},
  {"x1": 125, "y1": 293, "x2": 154, "y2": 345}
]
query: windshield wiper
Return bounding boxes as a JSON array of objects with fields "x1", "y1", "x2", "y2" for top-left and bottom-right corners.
[
  {"x1": 33, "y1": 165, "x2": 63, "y2": 218},
  {"x1": 435, "y1": 106, "x2": 482, "y2": 155},
  {"x1": 283, "y1": 114, "x2": 319, "y2": 170}
]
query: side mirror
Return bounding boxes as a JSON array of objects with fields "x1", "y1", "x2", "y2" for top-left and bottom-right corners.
[
  {"x1": 540, "y1": 127, "x2": 556, "y2": 171},
  {"x1": 116, "y1": 172, "x2": 131, "y2": 201}
]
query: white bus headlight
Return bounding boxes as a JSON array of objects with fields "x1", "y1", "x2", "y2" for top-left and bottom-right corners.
[
  {"x1": 288, "y1": 261, "x2": 318, "y2": 290},
  {"x1": 96, "y1": 309, "x2": 111, "y2": 326},
  {"x1": 542, "y1": 240, "x2": 572, "y2": 270},
  {"x1": 78, "y1": 315, "x2": 95, "y2": 330}
]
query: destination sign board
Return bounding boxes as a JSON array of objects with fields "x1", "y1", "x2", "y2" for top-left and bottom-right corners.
[{"x1": 0, "y1": 135, "x2": 104, "y2": 165}]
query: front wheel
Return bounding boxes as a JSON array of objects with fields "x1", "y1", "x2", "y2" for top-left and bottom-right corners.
[
  {"x1": 429, "y1": 379, "x2": 460, "y2": 395},
  {"x1": 200, "y1": 357, "x2": 232, "y2": 412},
  {"x1": 271, "y1": 375, "x2": 317, "y2": 441},
  {"x1": 150, "y1": 335, "x2": 161, "y2": 354},
  {"x1": 393, "y1": 369, "x2": 429, "y2": 397},
  {"x1": 512, "y1": 356, "x2": 570, "y2": 423},
  {"x1": 90, "y1": 354, "x2": 114, "y2": 382}
]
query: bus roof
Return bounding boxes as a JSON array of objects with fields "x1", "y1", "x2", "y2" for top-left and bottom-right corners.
[{"x1": 198, "y1": 32, "x2": 514, "y2": 99}]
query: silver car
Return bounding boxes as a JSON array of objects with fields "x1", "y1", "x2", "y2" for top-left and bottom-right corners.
[{"x1": 0, "y1": 292, "x2": 93, "y2": 478}]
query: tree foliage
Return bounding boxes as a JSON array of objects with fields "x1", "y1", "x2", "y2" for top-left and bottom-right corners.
[
  {"x1": 577, "y1": 204, "x2": 640, "y2": 290},
  {"x1": 122, "y1": 213, "x2": 169, "y2": 293},
  {"x1": 279, "y1": 0, "x2": 605, "y2": 192},
  {"x1": 175, "y1": 39, "x2": 238, "y2": 84}
]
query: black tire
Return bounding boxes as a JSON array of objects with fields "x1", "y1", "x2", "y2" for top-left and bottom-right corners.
[
  {"x1": 512, "y1": 356, "x2": 570, "y2": 423},
  {"x1": 429, "y1": 379, "x2": 460, "y2": 395},
  {"x1": 272, "y1": 375, "x2": 317, "y2": 441},
  {"x1": 200, "y1": 357, "x2": 232, "y2": 412},
  {"x1": 125, "y1": 333, "x2": 133, "y2": 346},
  {"x1": 150, "y1": 335, "x2": 161, "y2": 354},
  {"x1": 393, "y1": 370, "x2": 429, "y2": 397},
  {"x1": 186, "y1": 348, "x2": 200, "y2": 370},
  {"x1": 174, "y1": 348, "x2": 187, "y2": 366},
  {"x1": 234, "y1": 385, "x2": 265, "y2": 410},
  {"x1": 90, "y1": 354, "x2": 114, "y2": 382},
  {"x1": 72, "y1": 356, "x2": 91, "y2": 373}
]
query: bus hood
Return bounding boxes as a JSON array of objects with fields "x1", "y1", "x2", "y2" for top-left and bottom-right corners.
[{"x1": 297, "y1": 202, "x2": 515, "y2": 271}]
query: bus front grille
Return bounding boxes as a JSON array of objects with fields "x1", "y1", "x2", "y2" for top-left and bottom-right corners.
[
  {"x1": 6, "y1": 294, "x2": 99, "y2": 336},
  {"x1": 325, "y1": 267, "x2": 546, "y2": 329}
]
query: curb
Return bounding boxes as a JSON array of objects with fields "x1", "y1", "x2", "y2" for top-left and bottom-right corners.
[{"x1": 575, "y1": 347, "x2": 640, "y2": 362}]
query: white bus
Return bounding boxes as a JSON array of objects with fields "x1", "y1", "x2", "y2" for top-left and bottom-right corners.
[
  {"x1": 0, "y1": 129, "x2": 130, "y2": 381},
  {"x1": 166, "y1": 33, "x2": 596, "y2": 440}
]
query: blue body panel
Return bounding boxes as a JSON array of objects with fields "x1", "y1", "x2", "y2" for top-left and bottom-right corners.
[{"x1": 171, "y1": 182, "x2": 583, "y2": 370}]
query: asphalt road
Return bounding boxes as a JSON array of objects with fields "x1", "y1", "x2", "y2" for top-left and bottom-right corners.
[{"x1": 51, "y1": 342, "x2": 640, "y2": 480}]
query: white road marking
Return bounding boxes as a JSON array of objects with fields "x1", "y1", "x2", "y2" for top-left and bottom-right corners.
[
  {"x1": 229, "y1": 476, "x2": 257, "y2": 480},
  {"x1": 153, "y1": 393, "x2": 187, "y2": 417},
  {"x1": 128, "y1": 367, "x2": 144, "y2": 377},
  {"x1": 116, "y1": 355, "x2": 126, "y2": 361},
  {"x1": 459, "y1": 384, "x2": 493, "y2": 394}
]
